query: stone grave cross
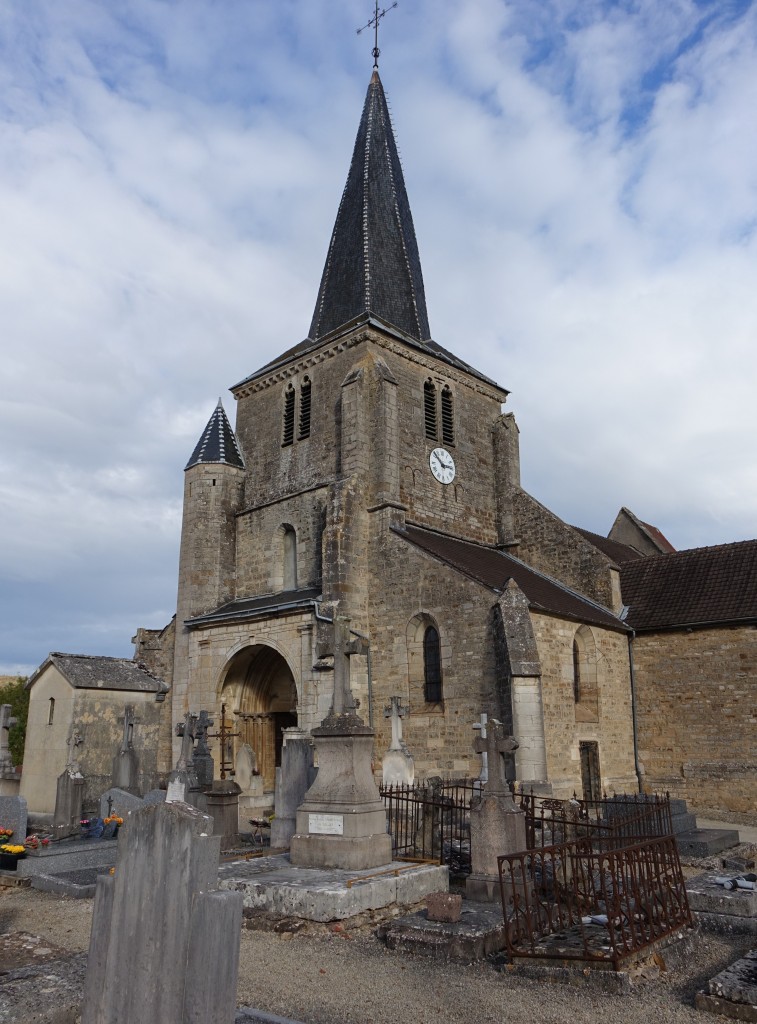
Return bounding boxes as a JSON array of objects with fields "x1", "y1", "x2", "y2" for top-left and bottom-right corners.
[
  {"x1": 175, "y1": 712, "x2": 198, "y2": 771},
  {"x1": 65, "y1": 725, "x2": 84, "y2": 772},
  {"x1": 384, "y1": 695, "x2": 408, "y2": 752},
  {"x1": 321, "y1": 615, "x2": 369, "y2": 722},
  {"x1": 0, "y1": 704, "x2": 17, "y2": 770},
  {"x1": 118, "y1": 705, "x2": 138, "y2": 754},
  {"x1": 473, "y1": 719, "x2": 518, "y2": 798},
  {"x1": 194, "y1": 710, "x2": 214, "y2": 758},
  {"x1": 472, "y1": 712, "x2": 488, "y2": 783}
]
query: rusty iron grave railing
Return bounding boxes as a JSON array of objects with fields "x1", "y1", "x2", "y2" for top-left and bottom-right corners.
[
  {"x1": 380, "y1": 779, "x2": 480, "y2": 874},
  {"x1": 518, "y1": 791, "x2": 674, "y2": 851},
  {"x1": 497, "y1": 832, "x2": 692, "y2": 969}
]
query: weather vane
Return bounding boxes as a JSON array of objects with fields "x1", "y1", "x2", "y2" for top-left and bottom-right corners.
[{"x1": 357, "y1": 1, "x2": 398, "y2": 69}]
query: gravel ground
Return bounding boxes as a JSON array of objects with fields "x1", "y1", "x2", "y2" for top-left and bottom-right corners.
[{"x1": 1, "y1": 886, "x2": 754, "y2": 1024}]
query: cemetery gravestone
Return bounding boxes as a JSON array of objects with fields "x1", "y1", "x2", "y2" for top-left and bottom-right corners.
[
  {"x1": 467, "y1": 720, "x2": 526, "y2": 903},
  {"x1": 270, "y1": 728, "x2": 315, "y2": 848},
  {"x1": 111, "y1": 705, "x2": 140, "y2": 794},
  {"x1": 382, "y1": 696, "x2": 414, "y2": 785},
  {"x1": 82, "y1": 800, "x2": 242, "y2": 1024},
  {"x1": 0, "y1": 794, "x2": 27, "y2": 846}
]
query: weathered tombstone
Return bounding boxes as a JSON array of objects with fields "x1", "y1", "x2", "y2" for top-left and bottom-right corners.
[
  {"x1": 0, "y1": 704, "x2": 18, "y2": 771},
  {"x1": 270, "y1": 727, "x2": 315, "y2": 848},
  {"x1": 143, "y1": 788, "x2": 167, "y2": 806},
  {"x1": 0, "y1": 794, "x2": 27, "y2": 844},
  {"x1": 0, "y1": 704, "x2": 20, "y2": 796},
  {"x1": 382, "y1": 696, "x2": 414, "y2": 785},
  {"x1": 111, "y1": 704, "x2": 140, "y2": 794},
  {"x1": 99, "y1": 787, "x2": 144, "y2": 820},
  {"x1": 414, "y1": 776, "x2": 443, "y2": 859},
  {"x1": 192, "y1": 710, "x2": 215, "y2": 788},
  {"x1": 82, "y1": 800, "x2": 242, "y2": 1024},
  {"x1": 53, "y1": 726, "x2": 85, "y2": 838},
  {"x1": 166, "y1": 713, "x2": 199, "y2": 803},
  {"x1": 466, "y1": 720, "x2": 527, "y2": 903},
  {"x1": 290, "y1": 616, "x2": 392, "y2": 870},
  {"x1": 205, "y1": 779, "x2": 242, "y2": 852},
  {"x1": 234, "y1": 743, "x2": 257, "y2": 792}
]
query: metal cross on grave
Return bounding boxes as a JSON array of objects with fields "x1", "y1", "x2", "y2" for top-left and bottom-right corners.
[
  {"x1": 473, "y1": 719, "x2": 518, "y2": 798},
  {"x1": 384, "y1": 695, "x2": 408, "y2": 752},
  {"x1": 208, "y1": 704, "x2": 239, "y2": 781},
  {"x1": 0, "y1": 704, "x2": 17, "y2": 768}
]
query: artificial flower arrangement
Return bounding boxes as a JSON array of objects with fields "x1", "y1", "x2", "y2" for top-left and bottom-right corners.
[
  {"x1": 25, "y1": 834, "x2": 50, "y2": 849},
  {"x1": 0, "y1": 844, "x2": 25, "y2": 855},
  {"x1": 0, "y1": 827, "x2": 13, "y2": 839},
  {"x1": 104, "y1": 815, "x2": 124, "y2": 826}
]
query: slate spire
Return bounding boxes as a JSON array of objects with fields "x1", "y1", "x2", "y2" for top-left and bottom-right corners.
[
  {"x1": 308, "y1": 71, "x2": 431, "y2": 343},
  {"x1": 185, "y1": 399, "x2": 245, "y2": 471}
]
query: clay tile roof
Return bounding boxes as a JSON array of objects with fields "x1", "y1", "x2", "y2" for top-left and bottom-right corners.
[
  {"x1": 185, "y1": 399, "x2": 244, "y2": 471},
  {"x1": 396, "y1": 524, "x2": 628, "y2": 632},
  {"x1": 621, "y1": 539, "x2": 757, "y2": 631},
  {"x1": 29, "y1": 654, "x2": 168, "y2": 693},
  {"x1": 572, "y1": 526, "x2": 642, "y2": 565}
]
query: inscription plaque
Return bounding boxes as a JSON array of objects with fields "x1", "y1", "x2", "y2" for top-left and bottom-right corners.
[{"x1": 308, "y1": 813, "x2": 344, "y2": 835}]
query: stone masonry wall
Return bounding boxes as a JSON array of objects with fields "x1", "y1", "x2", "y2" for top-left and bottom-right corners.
[
  {"x1": 532, "y1": 612, "x2": 637, "y2": 798},
  {"x1": 633, "y1": 625, "x2": 757, "y2": 820},
  {"x1": 512, "y1": 490, "x2": 616, "y2": 608}
]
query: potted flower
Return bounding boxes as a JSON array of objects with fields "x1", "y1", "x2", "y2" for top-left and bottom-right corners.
[
  {"x1": 0, "y1": 843, "x2": 27, "y2": 871},
  {"x1": 0, "y1": 827, "x2": 13, "y2": 840},
  {"x1": 103, "y1": 815, "x2": 124, "y2": 839}
]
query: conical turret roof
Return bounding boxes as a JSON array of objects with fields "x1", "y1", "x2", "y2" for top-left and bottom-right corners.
[
  {"x1": 185, "y1": 399, "x2": 245, "y2": 471},
  {"x1": 308, "y1": 70, "x2": 431, "y2": 343}
]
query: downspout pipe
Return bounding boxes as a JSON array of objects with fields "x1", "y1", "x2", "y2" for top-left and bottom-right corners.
[{"x1": 627, "y1": 630, "x2": 643, "y2": 794}]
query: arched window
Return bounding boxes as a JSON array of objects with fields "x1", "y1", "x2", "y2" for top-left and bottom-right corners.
[
  {"x1": 282, "y1": 385, "x2": 295, "y2": 446},
  {"x1": 283, "y1": 526, "x2": 297, "y2": 590},
  {"x1": 48, "y1": 697, "x2": 55, "y2": 725},
  {"x1": 424, "y1": 379, "x2": 437, "y2": 439},
  {"x1": 572, "y1": 639, "x2": 581, "y2": 703},
  {"x1": 441, "y1": 386, "x2": 455, "y2": 446},
  {"x1": 423, "y1": 626, "x2": 443, "y2": 703},
  {"x1": 298, "y1": 376, "x2": 312, "y2": 440}
]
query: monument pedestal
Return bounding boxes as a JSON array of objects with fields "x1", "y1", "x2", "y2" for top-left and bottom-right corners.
[
  {"x1": 205, "y1": 779, "x2": 242, "y2": 851},
  {"x1": 466, "y1": 794, "x2": 527, "y2": 903},
  {"x1": 289, "y1": 726, "x2": 391, "y2": 871}
]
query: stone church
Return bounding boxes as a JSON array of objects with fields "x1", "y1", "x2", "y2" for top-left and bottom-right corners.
[
  {"x1": 21, "y1": 70, "x2": 756, "y2": 822},
  {"x1": 137, "y1": 69, "x2": 641, "y2": 804}
]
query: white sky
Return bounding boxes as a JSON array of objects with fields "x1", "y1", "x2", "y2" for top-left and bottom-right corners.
[{"x1": 2, "y1": 0, "x2": 756, "y2": 674}]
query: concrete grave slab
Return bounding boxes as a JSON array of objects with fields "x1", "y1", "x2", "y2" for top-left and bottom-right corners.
[
  {"x1": 697, "y1": 950, "x2": 757, "y2": 1022},
  {"x1": 99, "y1": 786, "x2": 144, "y2": 819},
  {"x1": 0, "y1": 793, "x2": 27, "y2": 841},
  {"x1": 218, "y1": 852, "x2": 447, "y2": 922},
  {"x1": 379, "y1": 901, "x2": 507, "y2": 961}
]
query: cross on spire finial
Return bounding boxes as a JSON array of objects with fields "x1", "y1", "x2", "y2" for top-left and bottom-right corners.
[{"x1": 357, "y1": 1, "x2": 398, "y2": 69}]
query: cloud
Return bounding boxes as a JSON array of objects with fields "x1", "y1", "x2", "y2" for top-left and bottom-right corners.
[{"x1": 1, "y1": 0, "x2": 755, "y2": 672}]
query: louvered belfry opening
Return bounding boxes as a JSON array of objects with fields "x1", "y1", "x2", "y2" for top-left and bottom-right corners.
[
  {"x1": 441, "y1": 386, "x2": 454, "y2": 446},
  {"x1": 298, "y1": 376, "x2": 312, "y2": 440},
  {"x1": 424, "y1": 379, "x2": 437, "y2": 439},
  {"x1": 282, "y1": 385, "x2": 295, "y2": 447}
]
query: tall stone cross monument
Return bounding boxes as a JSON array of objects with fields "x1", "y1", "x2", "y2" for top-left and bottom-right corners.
[
  {"x1": 467, "y1": 719, "x2": 527, "y2": 903},
  {"x1": 290, "y1": 615, "x2": 392, "y2": 870}
]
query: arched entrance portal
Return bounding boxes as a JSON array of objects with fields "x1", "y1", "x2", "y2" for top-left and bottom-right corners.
[{"x1": 221, "y1": 645, "x2": 298, "y2": 794}]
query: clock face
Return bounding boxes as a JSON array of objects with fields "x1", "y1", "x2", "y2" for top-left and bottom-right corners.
[{"x1": 429, "y1": 447, "x2": 456, "y2": 484}]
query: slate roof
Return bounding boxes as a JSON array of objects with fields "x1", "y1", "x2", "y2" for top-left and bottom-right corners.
[
  {"x1": 395, "y1": 524, "x2": 628, "y2": 632},
  {"x1": 185, "y1": 400, "x2": 245, "y2": 471},
  {"x1": 310, "y1": 70, "x2": 430, "y2": 344},
  {"x1": 621, "y1": 539, "x2": 757, "y2": 631},
  {"x1": 27, "y1": 654, "x2": 168, "y2": 693},
  {"x1": 231, "y1": 74, "x2": 505, "y2": 395},
  {"x1": 185, "y1": 587, "x2": 322, "y2": 629},
  {"x1": 573, "y1": 526, "x2": 642, "y2": 565}
]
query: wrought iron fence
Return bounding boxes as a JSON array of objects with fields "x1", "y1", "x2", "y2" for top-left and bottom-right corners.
[
  {"x1": 497, "y1": 832, "x2": 691, "y2": 968},
  {"x1": 517, "y1": 791, "x2": 673, "y2": 851},
  {"x1": 380, "y1": 778, "x2": 479, "y2": 874}
]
